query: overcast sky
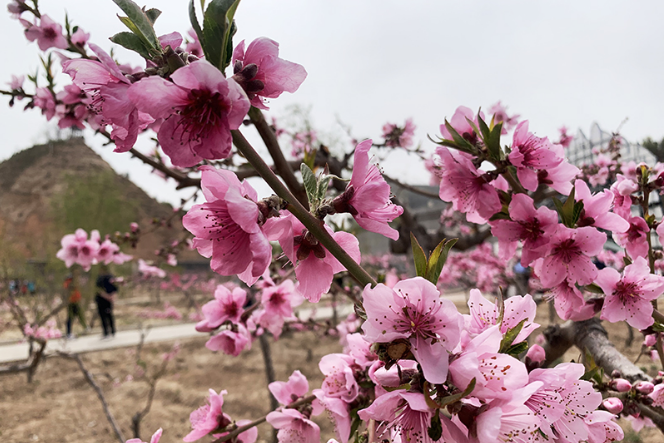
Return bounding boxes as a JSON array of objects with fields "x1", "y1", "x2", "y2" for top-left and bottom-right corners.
[{"x1": 1, "y1": 0, "x2": 663, "y2": 206}]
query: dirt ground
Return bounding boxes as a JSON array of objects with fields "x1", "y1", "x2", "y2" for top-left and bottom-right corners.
[{"x1": 0, "y1": 292, "x2": 661, "y2": 442}]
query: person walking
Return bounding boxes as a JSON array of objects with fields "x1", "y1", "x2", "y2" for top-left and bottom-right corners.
[
  {"x1": 95, "y1": 265, "x2": 118, "y2": 339},
  {"x1": 64, "y1": 272, "x2": 86, "y2": 339}
]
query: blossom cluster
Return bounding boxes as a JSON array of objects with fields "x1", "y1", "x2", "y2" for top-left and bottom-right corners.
[{"x1": 56, "y1": 229, "x2": 132, "y2": 271}]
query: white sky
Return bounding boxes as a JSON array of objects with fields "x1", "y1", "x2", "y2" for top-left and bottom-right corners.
[{"x1": 1, "y1": 0, "x2": 664, "y2": 206}]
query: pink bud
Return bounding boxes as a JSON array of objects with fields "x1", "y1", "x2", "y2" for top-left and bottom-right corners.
[
  {"x1": 636, "y1": 381, "x2": 655, "y2": 394},
  {"x1": 526, "y1": 344, "x2": 546, "y2": 364},
  {"x1": 644, "y1": 334, "x2": 657, "y2": 347},
  {"x1": 612, "y1": 378, "x2": 632, "y2": 392},
  {"x1": 602, "y1": 397, "x2": 623, "y2": 414},
  {"x1": 130, "y1": 222, "x2": 139, "y2": 232}
]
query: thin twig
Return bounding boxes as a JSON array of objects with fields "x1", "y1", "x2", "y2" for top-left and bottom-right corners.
[
  {"x1": 59, "y1": 353, "x2": 125, "y2": 443},
  {"x1": 211, "y1": 395, "x2": 316, "y2": 443}
]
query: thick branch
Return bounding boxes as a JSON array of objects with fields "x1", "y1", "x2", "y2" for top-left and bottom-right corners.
[
  {"x1": 248, "y1": 107, "x2": 307, "y2": 206},
  {"x1": 60, "y1": 353, "x2": 125, "y2": 443},
  {"x1": 543, "y1": 318, "x2": 649, "y2": 382},
  {"x1": 231, "y1": 130, "x2": 376, "y2": 290}
]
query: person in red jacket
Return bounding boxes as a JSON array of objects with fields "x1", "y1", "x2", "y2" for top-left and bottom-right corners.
[{"x1": 64, "y1": 272, "x2": 86, "y2": 339}]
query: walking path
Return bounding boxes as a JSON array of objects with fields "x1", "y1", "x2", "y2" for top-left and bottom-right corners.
[{"x1": 0, "y1": 291, "x2": 467, "y2": 364}]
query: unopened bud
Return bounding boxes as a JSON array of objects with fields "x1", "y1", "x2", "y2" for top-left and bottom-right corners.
[
  {"x1": 602, "y1": 397, "x2": 623, "y2": 414},
  {"x1": 611, "y1": 378, "x2": 632, "y2": 392},
  {"x1": 636, "y1": 381, "x2": 655, "y2": 394},
  {"x1": 526, "y1": 344, "x2": 545, "y2": 364},
  {"x1": 644, "y1": 334, "x2": 657, "y2": 347}
]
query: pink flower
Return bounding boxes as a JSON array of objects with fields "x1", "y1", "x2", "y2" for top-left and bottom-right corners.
[
  {"x1": 584, "y1": 410, "x2": 624, "y2": 443},
  {"x1": 649, "y1": 383, "x2": 664, "y2": 407},
  {"x1": 528, "y1": 363, "x2": 602, "y2": 441},
  {"x1": 128, "y1": 60, "x2": 250, "y2": 167},
  {"x1": 266, "y1": 409, "x2": 320, "y2": 443},
  {"x1": 489, "y1": 193, "x2": 558, "y2": 265},
  {"x1": 256, "y1": 279, "x2": 303, "y2": 337},
  {"x1": 436, "y1": 147, "x2": 501, "y2": 223},
  {"x1": 439, "y1": 105, "x2": 481, "y2": 144},
  {"x1": 489, "y1": 101, "x2": 519, "y2": 133},
  {"x1": 361, "y1": 277, "x2": 462, "y2": 384},
  {"x1": 33, "y1": 87, "x2": 57, "y2": 121},
  {"x1": 613, "y1": 216, "x2": 650, "y2": 259},
  {"x1": 63, "y1": 44, "x2": 144, "y2": 152},
  {"x1": 547, "y1": 280, "x2": 587, "y2": 320},
  {"x1": 56, "y1": 232, "x2": 84, "y2": 267},
  {"x1": 574, "y1": 180, "x2": 629, "y2": 233},
  {"x1": 184, "y1": 389, "x2": 232, "y2": 442},
  {"x1": 526, "y1": 344, "x2": 545, "y2": 364},
  {"x1": 70, "y1": 28, "x2": 90, "y2": 47},
  {"x1": 597, "y1": 256, "x2": 664, "y2": 329},
  {"x1": 232, "y1": 37, "x2": 307, "y2": 110},
  {"x1": 8, "y1": 74, "x2": 24, "y2": 91},
  {"x1": 333, "y1": 139, "x2": 404, "y2": 240},
  {"x1": 508, "y1": 121, "x2": 564, "y2": 191},
  {"x1": 318, "y1": 354, "x2": 358, "y2": 403},
  {"x1": 186, "y1": 29, "x2": 203, "y2": 58},
  {"x1": 269, "y1": 370, "x2": 309, "y2": 406},
  {"x1": 197, "y1": 285, "x2": 247, "y2": 330},
  {"x1": 126, "y1": 428, "x2": 163, "y2": 443},
  {"x1": 205, "y1": 324, "x2": 251, "y2": 356},
  {"x1": 538, "y1": 160, "x2": 580, "y2": 195},
  {"x1": 263, "y1": 213, "x2": 360, "y2": 302},
  {"x1": 158, "y1": 31, "x2": 182, "y2": 50},
  {"x1": 358, "y1": 390, "x2": 437, "y2": 443},
  {"x1": 24, "y1": 15, "x2": 68, "y2": 51},
  {"x1": 138, "y1": 259, "x2": 166, "y2": 278},
  {"x1": 381, "y1": 118, "x2": 416, "y2": 148},
  {"x1": 537, "y1": 226, "x2": 605, "y2": 288},
  {"x1": 557, "y1": 126, "x2": 573, "y2": 148},
  {"x1": 464, "y1": 289, "x2": 539, "y2": 343},
  {"x1": 183, "y1": 166, "x2": 271, "y2": 286},
  {"x1": 450, "y1": 327, "x2": 528, "y2": 400}
]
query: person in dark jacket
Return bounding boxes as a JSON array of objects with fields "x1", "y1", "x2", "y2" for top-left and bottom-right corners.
[{"x1": 95, "y1": 265, "x2": 118, "y2": 339}]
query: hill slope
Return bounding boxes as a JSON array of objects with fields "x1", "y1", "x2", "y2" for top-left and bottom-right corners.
[{"x1": 0, "y1": 137, "x2": 185, "y2": 262}]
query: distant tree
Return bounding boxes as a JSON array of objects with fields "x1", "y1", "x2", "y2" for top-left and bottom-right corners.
[{"x1": 643, "y1": 136, "x2": 664, "y2": 162}]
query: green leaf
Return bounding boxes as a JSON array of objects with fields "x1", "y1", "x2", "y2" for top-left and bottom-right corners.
[
  {"x1": 410, "y1": 233, "x2": 427, "y2": 278},
  {"x1": 428, "y1": 413, "x2": 443, "y2": 441},
  {"x1": 486, "y1": 123, "x2": 503, "y2": 161},
  {"x1": 300, "y1": 164, "x2": 318, "y2": 207},
  {"x1": 653, "y1": 321, "x2": 664, "y2": 333},
  {"x1": 499, "y1": 318, "x2": 527, "y2": 353},
  {"x1": 425, "y1": 238, "x2": 457, "y2": 285},
  {"x1": 505, "y1": 341, "x2": 528, "y2": 357},
  {"x1": 584, "y1": 283, "x2": 605, "y2": 295},
  {"x1": 144, "y1": 7, "x2": 161, "y2": 24},
  {"x1": 110, "y1": 31, "x2": 152, "y2": 59},
  {"x1": 438, "y1": 378, "x2": 476, "y2": 407},
  {"x1": 189, "y1": 1, "x2": 204, "y2": 49},
  {"x1": 559, "y1": 186, "x2": 577, "y2": 228},
  {"x1": 571, "y1": 201, "x2": 584, "y2": 226},
  {"x1": 316, "y1": 175, "x2": 331, "y2": 202},
  {"x1": 201, "y1": 0, "x2": 241, "y2": 71},
  {"x1": 112, "y1": 0, "x2": 160, "y2": 50},
  {"x1": 489, "y1": 211, "x2": 511, "y2": 221},
  {"x1": 443, "y1": 120, "x2": 478, "y2": 154}
]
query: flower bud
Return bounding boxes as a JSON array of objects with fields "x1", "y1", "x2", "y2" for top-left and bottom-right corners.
[
  {"x1": 602, "y1": 397, "x2": 623, "y2": 414},
  {"x1": 611, "y1": 378, "x2": 632, "y2": 392},
  {"x1": 526, "y1": 344, "x2": 546, "y2": 364},
  {"x1": 611, "y1": 370, "x2": 622, "y2": 379},
  {"x1": 644, "y1": 334, "x2": 657, "y2": 347},
  {"x1": 636, "y1": 381, "x2": 655, "y2": 394}
]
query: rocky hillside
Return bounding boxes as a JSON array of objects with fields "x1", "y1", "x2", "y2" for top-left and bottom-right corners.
[{"x1": 0, "y1": 137, "x2": 187, "y2": 262}]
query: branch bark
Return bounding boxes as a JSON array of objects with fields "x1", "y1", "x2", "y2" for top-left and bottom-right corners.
[{"x1": 542, "y1": 318, "x2": 649, "y2": 382}]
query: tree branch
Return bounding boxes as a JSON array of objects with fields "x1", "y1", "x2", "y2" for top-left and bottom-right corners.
[
  {"x1": 59, "y1": 353, "x2": 125, "y2": 443},
  {"x1": 231, "y1": 130, "x2": 377, "y2": 290},
  {"x1": 542, "y1": 318, "x2": 649, "y2": 382},
  {"x1": 248, "y1": 107, "x2": 307, "y2": 206}
]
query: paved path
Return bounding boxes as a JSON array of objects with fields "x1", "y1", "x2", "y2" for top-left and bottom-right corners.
[
  {"x1": 0, "y1": 291, "x2": 466, "y2": 364},
  {"x1": 0, "y1": 304, "x2": 355, "y2": 363}
]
